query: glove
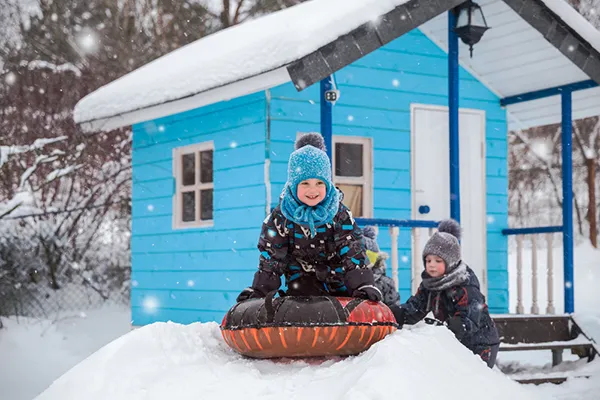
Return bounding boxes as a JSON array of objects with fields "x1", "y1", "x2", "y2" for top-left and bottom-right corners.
[
  {"x1": 236, "y1": 287, "x2": 260, "y2": 303},
  {"x1": 251, "y1": 269, "x2": 281, "y2": 295},
  {"x1": 447, "y1": 316, "x2": 466, "y2": 340},
  {"x1": 389, "y1": 304, "x2": 405, "y2": 328},
  {"x1": 354, "y1": 285, "x2": 383, "y2": 302},
  {"x1": 344, "y1": 268, "x2": 382, "y2": 302}
]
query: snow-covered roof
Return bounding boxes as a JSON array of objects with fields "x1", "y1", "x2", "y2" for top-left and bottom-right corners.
[
  {"x1": 420, "y1": 0, "x2": 600, "y2": 129},
  {"x1": 74, "y1": 0, "x2": 414, "y2": 131},
  {"x1": 75, "y1": 0, "x2": 600, "y2": 132}
]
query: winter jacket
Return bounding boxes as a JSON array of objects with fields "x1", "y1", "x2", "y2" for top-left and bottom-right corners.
[
  {"x1": 401, "y1": 266, "x2": 499, "y2": 350},
  {"x1": 372, "y1": 253, "x2": 400, "y2": 307},
  {"x1": 255, "y1": 202, "x2": 368, "y2": 294}
]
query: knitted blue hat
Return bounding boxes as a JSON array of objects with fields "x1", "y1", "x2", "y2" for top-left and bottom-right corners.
[{"x1": 287, "y1": 133, "x2": 333, "y2": 197}]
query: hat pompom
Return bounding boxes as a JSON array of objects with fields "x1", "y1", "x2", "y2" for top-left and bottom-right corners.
[
  {"x1": 362, "y1": 226, "x2": 377, "y2": 239},
  {"x1": 437, "y1": 219, "x2": 461, "y2": 240},
  {"x1": 295, "y1": 132, "x2": 326, "y2": 152}
]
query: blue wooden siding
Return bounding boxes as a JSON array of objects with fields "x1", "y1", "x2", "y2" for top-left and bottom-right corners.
[
  {"x1": 130, "y1": 93, "x2": 268, "y2": 325},
  {"x1": 268, "y1": 29, "x2": 508, "y2": 313}
]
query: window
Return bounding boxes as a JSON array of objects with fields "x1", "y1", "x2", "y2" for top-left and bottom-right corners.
[
  {"x1": 173, "y1": 142, "x2": 214, "y2": 228},
  {"x1": 332, "y1": 136, "x2": 373, "y2": 218}
]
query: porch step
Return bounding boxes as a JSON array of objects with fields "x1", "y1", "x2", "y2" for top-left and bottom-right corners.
[
  {"x1": 499, "y1": 336, "x2": 595, "y2": 352},
  {"x1": 513, "y1": 374, "x2": 591, "y2": 385},
  {"x1": 492, "y1": 314, "x2": 598, "y2": 384}
]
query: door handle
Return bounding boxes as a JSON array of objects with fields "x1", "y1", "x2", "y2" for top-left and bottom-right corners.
[{"x1": 418, "y1": 205, "x2": 430, "y2": 214}]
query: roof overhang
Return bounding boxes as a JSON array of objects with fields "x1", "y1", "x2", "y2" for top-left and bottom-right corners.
[{"x1": 79, "y1": 67, "x2": 290, "y2": 132}]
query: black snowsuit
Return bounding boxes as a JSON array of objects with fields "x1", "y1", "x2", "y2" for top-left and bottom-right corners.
[
  {"x1": 401, "y1": 266, "x2": 500, "y2": 367},
  {"x1": 248, "y1": 202, "x2": 370, "y2": 297}
]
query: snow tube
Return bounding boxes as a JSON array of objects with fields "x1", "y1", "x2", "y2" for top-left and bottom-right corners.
[{"x1": 220, "y1": 293, "x2": 397, "y2": 358}]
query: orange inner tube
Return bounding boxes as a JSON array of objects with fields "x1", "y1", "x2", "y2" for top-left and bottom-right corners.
[{"x1": 221, "y1": 296, "x2": 397, "y2": 358}]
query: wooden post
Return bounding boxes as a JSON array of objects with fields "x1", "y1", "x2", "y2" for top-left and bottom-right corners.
[
  {"x1": 390, "y1": 226, "x2": 399, "y2": 290},
  {"x1": 516, "y1": 235, "x2": 524, "y2": 314},
  {"x1": 412, "y1": 228, "x2": 421, "y2": 294},
  {"x1": 531, "y1": 235, "x2": 540, "y2": 315},
  {"x1": 546, "y1": 233, "x2": 555, "y2": 314},
  {"x1": 587, "y1": 158, "x2": 598, "y2": 248}
]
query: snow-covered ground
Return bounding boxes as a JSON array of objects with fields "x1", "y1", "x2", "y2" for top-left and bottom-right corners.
[
  {"x1": 0, "y1": 305, "x2": 131, "y2": 400},
  {"x1": 2, "y1": 243, "x2": 599, "y2": 400},
  {"x1": 32, "y1": 321, "x2": 540, "y2": 400}
]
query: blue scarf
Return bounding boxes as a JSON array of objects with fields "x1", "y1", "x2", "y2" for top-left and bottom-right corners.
[{"x1": 280, "y1": 184, "x2": 341, "y2": 238}]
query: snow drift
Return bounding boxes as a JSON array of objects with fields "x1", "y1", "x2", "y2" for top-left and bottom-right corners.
[{"x1": 34, "y1": 321, "x2": 539, "y2": 400}]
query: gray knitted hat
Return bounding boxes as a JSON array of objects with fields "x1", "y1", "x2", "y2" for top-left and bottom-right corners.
[
  {"x1": 422, "y1": 219, "x2": 461, "y2": 270},
  {"x1": 362, "y1": 226, "x2": 380, "y2": 253}
]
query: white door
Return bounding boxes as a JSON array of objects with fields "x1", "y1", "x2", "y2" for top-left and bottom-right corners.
[{"x1": 410, "y1": 104, "x2": 487, "y2": 295}]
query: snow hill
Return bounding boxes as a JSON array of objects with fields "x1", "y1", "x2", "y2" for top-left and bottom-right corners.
[{"x1": 34, "y1": 321, "x2": 540, "y2": 400}]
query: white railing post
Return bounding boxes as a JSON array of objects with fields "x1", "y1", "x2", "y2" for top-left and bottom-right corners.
[
  {"x1": 411, "y1": 228, "x2": 421, "y2": 294},
  {"x1": 516, "y1": 235, "x2": 524, "y2": 314},
  {"x1": 546, "y1": 233, "x2": 555, "y2": 314},
  {"x1": 531, "y1": 235, "x2": 540, "y2": 315},
  {"x1": 389, "y1": 226, "x2": 399, "y2": 290}
]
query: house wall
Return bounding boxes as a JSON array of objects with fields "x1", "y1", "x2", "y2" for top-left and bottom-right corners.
[
  {"x1": 129, "y1": 28, "x2": 509, "y2": 326},
  {"x1": 267, "y1": 29, "x2": 508, "y2": 313},
  {"x1": 130, "y1": 93, "x2": 268, "y2": 325}
]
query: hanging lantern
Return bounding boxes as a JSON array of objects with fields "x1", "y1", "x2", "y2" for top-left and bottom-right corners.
[{"x1": 454, "y1": 0, "x2": 490, "y2": 57}]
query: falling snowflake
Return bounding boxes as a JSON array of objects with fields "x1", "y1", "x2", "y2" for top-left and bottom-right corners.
[
  {"x1": 230, "y1": 141, "x2": 238, "y2": 148},
  {"x1": 143, "y1": 296, "x2": 159, "y2": 313},
  {"x1": 565, "y1": 281, "x2": 573, "y2": 289},
  {"x1": 392, "y1": 79, "x2": 400, "y2": 87},
  {"x1": 51, "y1": 13, "x2": 58, "y2": 22},
  {"x1": 158, "y1": 125, "x2": 165, "y2": 132},
  {"x1": 5, "y1": 72, "x2": 17, "y2": 86},
  {"x1": 308, "y1": 100, "x2": 315, "y2": 105},
  {"x1": 131, "y1": 280, "x2": 139, "y2": 287},
  {"x1": 76, "y1": 29, "x2": 100, "y2": 54},
  {"x1": 347, "y1": 115, "x2": 355, "y2": 122},
  {"x1": 187, "y1": 280, "x2": 195, "y2": 287},
  {"x1": 170, "y1": 293, "x2": 177, "y2": 300},
  {"x1": 487, "y1": 215, "x2": 495, "y2": 224},
  {"x1": 401, "y1": 256, "x2": 409, "y2": 263},
  {"x1": 568, "y1": 45, "x2": 575, "y2": 52},
  {"x1": 147, "y1": 204, "x2": 154, "y2": 212}
]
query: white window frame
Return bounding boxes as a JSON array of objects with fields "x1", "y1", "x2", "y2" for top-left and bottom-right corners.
[
  {"x1": 172, "y1": 141, "x2": 214, "y2": 229},
  {"x1": 332, "y1": 135, "x2": 373, "y2": 218}
]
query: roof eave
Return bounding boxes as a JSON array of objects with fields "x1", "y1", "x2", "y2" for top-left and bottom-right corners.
[{"x1": 78, "y1": 67, "x2": 291, "y2": 132}]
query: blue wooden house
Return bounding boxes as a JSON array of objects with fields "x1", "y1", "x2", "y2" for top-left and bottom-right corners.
[{"x1": 74, "y1": 0, "x2": 600, "y2": 326}]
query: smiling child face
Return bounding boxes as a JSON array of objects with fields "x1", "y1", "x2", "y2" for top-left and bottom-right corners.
[{"x1": 297, "y1": 179, "x2": 327, "y2": 206}]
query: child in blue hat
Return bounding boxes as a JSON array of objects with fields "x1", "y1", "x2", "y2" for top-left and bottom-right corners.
[{"x1": 237, "y1": 133, "x2": 382, "y2": 302}]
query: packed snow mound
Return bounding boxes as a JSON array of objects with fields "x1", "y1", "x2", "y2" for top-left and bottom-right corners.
[{"x1": 35, "y1": 321, "x2": 539, "y2": 400}]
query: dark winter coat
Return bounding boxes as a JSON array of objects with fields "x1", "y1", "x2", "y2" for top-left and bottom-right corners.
[
  {"x1": 372, "y1": 254, "x2": 400, "y2": 307},
  {"x1": 401, "y1": 266, "x2": 499, "y2": 350},
  {"x1": 255, "y1": 202, "x2": 368, "y2": 295}
]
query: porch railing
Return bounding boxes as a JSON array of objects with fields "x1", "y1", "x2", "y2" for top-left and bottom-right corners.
[
  {"x1": 502, "y1": 226, "x2": 563, "y2": 315},
  {"x1": 355, "y1": 218, "x2": 438, "y2": 291}
]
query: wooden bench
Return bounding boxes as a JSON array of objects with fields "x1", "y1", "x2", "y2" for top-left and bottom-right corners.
[{"x1": 492, "y1": 314, "x2": 599, "y2": 384}]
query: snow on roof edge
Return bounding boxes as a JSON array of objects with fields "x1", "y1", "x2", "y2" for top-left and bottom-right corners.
[{"x1": 79, "y1": 67, "x2": 291, "y2": 132}]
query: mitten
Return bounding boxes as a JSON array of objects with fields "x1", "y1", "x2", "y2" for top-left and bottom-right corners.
[
  {"x1": 389, "y1": 304, "x2": 405, "y2": 328},
  {"x1": 447, "y1": 316, "x2": 466, "y2": 340},
  {"x1": 236, "y1": 287, "x2": 259, "y2": 303},
  {"x1": 251, "y1": 269, "x2": 281, "y2": 296},
  {"x1": 344, "y1": 268, "x2": 382, "y2": 302}
]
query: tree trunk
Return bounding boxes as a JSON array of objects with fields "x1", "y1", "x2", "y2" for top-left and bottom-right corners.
[
  {"x1": 574, "y1": 194, "x2": 584, "y2": 236},
  {"x1": 587, "y1": 157, "x2": 598, "y2": 248}
]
